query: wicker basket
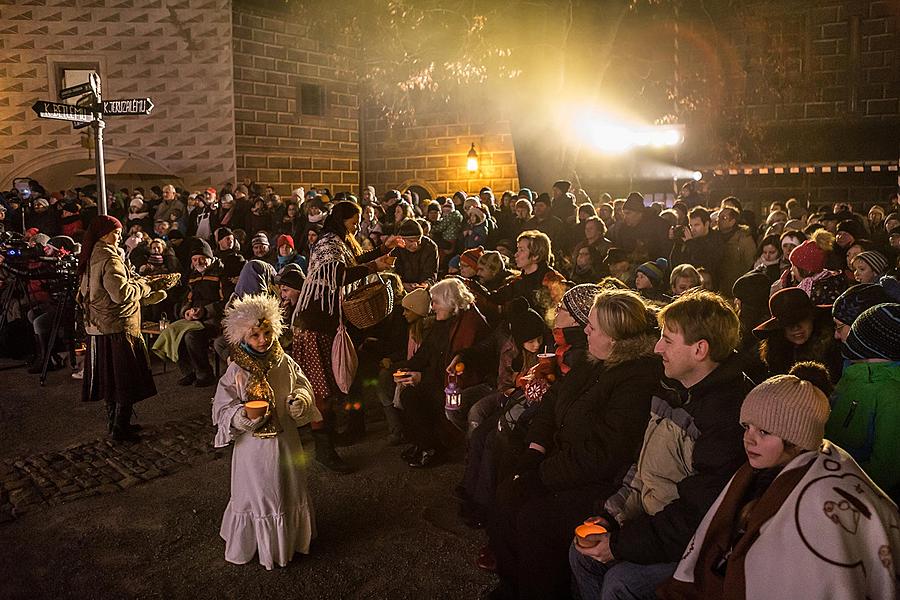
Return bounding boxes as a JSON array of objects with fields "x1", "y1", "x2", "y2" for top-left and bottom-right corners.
[{"x1": 343, "y1": 275, "x2": 393, "y2": 329}]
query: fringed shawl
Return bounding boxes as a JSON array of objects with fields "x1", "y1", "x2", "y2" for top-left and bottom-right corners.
[{"x1": 296, "y1": 232, "x2": 356, "y2": 317}]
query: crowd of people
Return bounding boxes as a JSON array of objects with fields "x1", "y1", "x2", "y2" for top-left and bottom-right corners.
[{"x1": 1, "y1": 176, "x2": 899, "y2": 597}]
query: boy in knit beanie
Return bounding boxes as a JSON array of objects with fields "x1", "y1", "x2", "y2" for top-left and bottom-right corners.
[
  {"x1": 658, "y1": 363, "x2": 900, "y2": 600},
  {"x1": 826, "y1": 303, "x2": 900, "y2": 501},
  {"x1": 740, "y1": 372, "x2": 831, "y2": 468}
]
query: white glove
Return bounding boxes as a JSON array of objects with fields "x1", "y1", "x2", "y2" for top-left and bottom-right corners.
[
  {"x1": 232, "y1": 409, "x2": 265, "y2": 433},
  {"x1": 287, "y1": 393, "x2": 320, "y2": 426}
]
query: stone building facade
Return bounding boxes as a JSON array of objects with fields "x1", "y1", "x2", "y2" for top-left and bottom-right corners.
[
  {"x1": 231, "y1": 2, "x2": 519, "y2": 198},
  {"x1": 0, "y1": 0, "x2": 237, "y2": 192}
]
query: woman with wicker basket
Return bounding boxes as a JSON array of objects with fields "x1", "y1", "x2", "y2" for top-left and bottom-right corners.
[{"x1": 292, "y1": 201, "x2": 402, "y2": 472}]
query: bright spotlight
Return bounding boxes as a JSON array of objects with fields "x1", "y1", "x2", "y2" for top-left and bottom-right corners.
[{"x1": 692, "y1": 171, "x2": 703, "y2": 181}]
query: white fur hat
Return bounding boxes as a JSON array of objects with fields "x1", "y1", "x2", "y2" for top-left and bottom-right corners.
[{"x1": 223, "y1": 293, "x2": 284, "y2": 345}]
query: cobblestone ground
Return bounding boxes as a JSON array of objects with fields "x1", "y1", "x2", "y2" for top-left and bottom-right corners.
[
  {"x1": 0, "y1": 416, "x2": 217, "y2": 522},
  {"x1": 0, "y1": 359, "x2": 496, "y2": 599}
]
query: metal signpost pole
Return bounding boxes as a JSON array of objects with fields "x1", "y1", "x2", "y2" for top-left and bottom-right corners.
[
  {"x1": 87, "y1": 73, "x2": 108, "y2": 216},
  {"x1": 94, "y1": 116, "x2": 107, "y2": 216}
]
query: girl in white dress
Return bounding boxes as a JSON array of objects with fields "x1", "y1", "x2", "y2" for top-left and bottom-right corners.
[{"x1": 212, "y1": 293, "x2": 322, "y2": 570}]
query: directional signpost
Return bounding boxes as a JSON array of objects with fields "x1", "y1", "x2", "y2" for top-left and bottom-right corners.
[
  {"x1": 31, "y1": 101, "x2": 94, "y2": 123},
  {"x1": 101, "y1": 98, "x2": 154, "y2": 116},
  {"x1": 31, "y1": 72, "x2": 154, "y2": 216}
]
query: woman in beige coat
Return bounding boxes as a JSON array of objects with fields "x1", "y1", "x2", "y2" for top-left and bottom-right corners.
[{"x1": 79, "y1": 215, "x2": 158, "y2": 441}]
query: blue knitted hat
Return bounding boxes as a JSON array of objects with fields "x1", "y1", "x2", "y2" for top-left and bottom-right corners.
[{"x1": 844, "y1": 303, "x2": 900, "y2": 361}]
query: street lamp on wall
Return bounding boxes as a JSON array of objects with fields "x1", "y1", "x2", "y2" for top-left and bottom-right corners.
[{"x1": 466, "y1": 143, "x2": 478, "y2": 173}]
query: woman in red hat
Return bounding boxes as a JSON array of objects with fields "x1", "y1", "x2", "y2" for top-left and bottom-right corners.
[{"x1": 78, "y1": 215, "x2": 159, "y2": 441}]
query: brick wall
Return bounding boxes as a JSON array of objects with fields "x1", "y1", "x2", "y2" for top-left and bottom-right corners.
[
  {"x1": 362, "y1": 100, "x2": 520, "y2": 198},
  {"x1": 0, "y1": 0, "x2": 236, "y2": 191},
  {"x1": 231, "y1": 4, "x2": 360, "y2": 195}
]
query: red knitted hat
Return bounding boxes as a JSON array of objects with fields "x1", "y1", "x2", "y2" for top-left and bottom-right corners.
[
  {"x1": 460, "y1": 246, "x2": 484, "y2": 269},
  {"x1": 276, "y1": 234, "x2": 294, "y2": 250},
  {"x1": 788, "y1": 239, "x2": 826, "y2": 273}
]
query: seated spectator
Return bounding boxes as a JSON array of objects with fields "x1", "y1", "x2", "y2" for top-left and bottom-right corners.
[
  {"x1": 476, "y1": 250, "x2": 516, "y2": 291},
  {"x1": 570, "y1": 290, "x2": 751, "y2": 600},
  {"x1": 669, "y1": 263, "x2": 701, "y2": 296},
  {"x1": 138, "y1": 238, "x2": 179, "y2": 275},
  {"x1": 608, "y1": 192, "x2": 671, "y2": 266},
  {"x1": 831, "y1": 280, "x2": 898, "y2": 344},
  {"x1": 783, "y1": 230, "x2": 848, "y2": 305},
  {"x1": 249, "y1": 231, "x2": 274, "y2": 264},
  {"x1": 634, "y1": 258, "x2": 672, "y2": 304},
  {"x1": 274, "y1": 234, "x2": 306, "y2": 272},
  {"x1": 851, "y1": 250, "x2": 888, "y2": 284},
  {"x1": 603, "y1": 247, "x2": 633, "y2": 285},
  {"x1": 731, "y1": 270, "x2": 771, "y2": 382},
  {"x1": 716, "y1": 205, "x2": 757, "y2": 297},
  {"x1": 658, "y1": 364, "x2": 900, "y2": 600},
  {"x1": 274, "y1": 264, "x2": 303, "y2": 350},
  {"x1": 464, "y1": 205, "x2": 490, "y2": 249},
  {"x1": 491, "y1": 230, "x2": 563, "y2": 319},
  {"x1": 395, "y1": 278, "x2": 489, "y2": 467},
  {"x1": 826, "y1": 303, "x2": 900, "y2": 503},
  {"x1": 752, "y1": 233, "x2": 784, "y2": 283},
  {"x1": 571, "y1": 244, "x2": 604, "y2": 284},
  {"x1": 376, "y1": 287, "x2": 433, "y2": 445},
  {"x1": 754, "y1": 287, "x2": 842, "y2": 380},
  {"x1": 176, "y1": 240, "x2": 226, "y2": 387},
  {"x1": 486, "y1": 289, "x2": 661, "y2": 598},
  {"x1": 393, "y1": 219, "x2": 439, "y2": 292},
  {"x1": 448, "y1": 298, "x2": 545, "y2": 435}
]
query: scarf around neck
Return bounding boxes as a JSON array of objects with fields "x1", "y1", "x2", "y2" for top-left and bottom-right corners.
[
  {"x1": 296, "y1": 232, "x2": 357, "y2": 317},
  {"x1": 231, "y1": 339, "x2": 285, "y2": 438}
]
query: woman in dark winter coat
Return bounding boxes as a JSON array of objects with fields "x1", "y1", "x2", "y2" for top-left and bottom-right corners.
[
  {"x1": 754, "y1": 287, "x2": 842, "y2": 381},
  {"x1": 485, "y1": 289, "x2": 662, "y2": 599},
  {"x1": 395, "y1": 277, "x2": 491, "y2": 468}
]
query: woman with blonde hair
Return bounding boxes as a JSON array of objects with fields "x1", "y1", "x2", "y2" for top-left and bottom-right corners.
[{"x1": 486, "y1": 289, "x2": 663, "y2": 598}]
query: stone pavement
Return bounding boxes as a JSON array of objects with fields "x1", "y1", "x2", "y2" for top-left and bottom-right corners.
[
  {"x1": 0, "y1": 416, "x2": 218, "y2": 522},
  {"x1": 0, "y1": 359, "x2": 497, "y2": 598}
]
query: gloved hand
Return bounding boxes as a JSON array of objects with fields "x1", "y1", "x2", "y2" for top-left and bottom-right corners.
[
  {"x1": 232, "y1": 409, "x2": 265, "y2": 433},
  {"x1": 141, "y1": 290, "x2": 167, "y2": 306},
  {"x1": 287, "y1": 393, "x2": 316, "y2": 425}
]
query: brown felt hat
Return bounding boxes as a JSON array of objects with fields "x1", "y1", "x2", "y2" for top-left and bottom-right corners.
[{"x1": 753, "y1": 287, "x2": 830, "y2": 339}]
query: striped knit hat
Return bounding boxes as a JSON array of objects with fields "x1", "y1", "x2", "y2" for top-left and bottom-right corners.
[
  {"x1": 637, "y1": 257, "x2": 669, "y2": 287},
  {"x1": 740, "y1": 374, "x2": 830, "y2": 450},
  {"x1": 844, "y1": 303, "x2": 900, "y2": 361},
  {"x1": 853, "y1": 251, "x2": 888, "y2": 276}
]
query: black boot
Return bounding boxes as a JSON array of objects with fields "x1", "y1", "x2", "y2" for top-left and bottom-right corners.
[
  {"x1": 111, "y1": 404, "x2": 140, "y2": 443},
  {"x1": 312, "y1": 429, "x2": 353, "y2": 474}
]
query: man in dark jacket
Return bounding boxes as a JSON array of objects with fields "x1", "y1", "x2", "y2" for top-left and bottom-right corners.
[
  {"x1": 608, "y1": 192, "x2": 671, "y2": 265},
  {"x1": 176, "y1": 239, "x2": 226, "y2": 387},
  {"x1": 570, "y1": 290, "x2": 751, "y2": 600},
  {"x1": 668, "y1": 206, "x2": 723, "y2": 282},
  {"x1": 524, "y1": 194, "x2": 565, "y2": 257},
  {"x1": 393, "y1": 219, "x2": 439, "y2": 291}
]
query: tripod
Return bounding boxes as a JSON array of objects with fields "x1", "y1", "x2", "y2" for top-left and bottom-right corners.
[
  {"x1": 39, "y1": 282, "x2": 77, "y2": 386},
  {"x1": 0, "y1": 267, "x2": 34, "y2": 371}
]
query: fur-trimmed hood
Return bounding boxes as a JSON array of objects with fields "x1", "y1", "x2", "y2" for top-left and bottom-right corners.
[{"x1": 603, "y1": 329, "x2": 659, "y2": 370}]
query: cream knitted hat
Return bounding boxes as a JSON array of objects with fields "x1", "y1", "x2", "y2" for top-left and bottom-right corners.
[{"x1": 740, "y1": 375, "x2": 831, "y2": 450}]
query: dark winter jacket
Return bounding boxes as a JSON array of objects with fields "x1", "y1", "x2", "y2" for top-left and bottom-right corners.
[
  {"x1": 490, "y1": 262, "x2": 562, "y2": 318},
  {"x1": 393, "y1": 236, "x2": 439, "y2": 285},
  {"x1": 181, "y1": 261, "x2": 227, "y2": 327},
  {"x1": 608, "y1": 210, "x2": 671, "y2": 264},
  {"x1": 603, "y1": 354, "x2": 753, "y2": 565},
  {"x1": 669, "y1": 231, "x2": 724, "y2": 283},
  {"x1": 406, "y1": 305, "x2": 491, "y2": 390},
  {"x1": 527, "y1": 332, "x2": 661, "y2": 492}
]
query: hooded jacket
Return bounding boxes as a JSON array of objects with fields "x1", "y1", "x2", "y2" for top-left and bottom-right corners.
[
  {"x1": 79, "y1": 240, "x2": 150, "y2": 337},
  {"x1": 527, "y1": 331, "x2": 662, "y2": 491},
  {"x1": 603, "y1": 354, "x2": 753, "y2": 565}
]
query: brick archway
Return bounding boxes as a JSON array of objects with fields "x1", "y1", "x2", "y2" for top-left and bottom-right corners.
[{"x1": 398, "y1": 179, "x2": 438, "y2": 200}]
